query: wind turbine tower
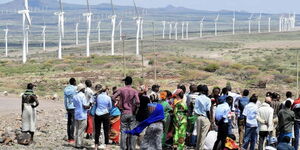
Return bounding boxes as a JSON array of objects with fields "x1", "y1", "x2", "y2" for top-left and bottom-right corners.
[
  {"x1": 169, "y1": 22, "x2": 172, "y2": 40},
  {"x1": 4, "y1": 27, "x2": 8, "y2": 57},
  {"x1": 41, "y1": 23, "x2": 46, "y2": 51},
  {"x1": 54, "y1": 0, "x2": 64, "y2": 59},
  {"x1": 133, "y1": 0, "x2": 141, "y2": 55},
  {"x1": 18, "y1": 0, "x2": 32, "y2": 63},
  {"x1": 186, "y1": 21, "x2": 189, "y2": 39},
  {"x1": 268, "y1": 17, "x2": 271, "y2": 32},
  {"x1": 248, "y1": 14, "x2": 253, "y2": 34},
  {"x1": 162, "y1": 20, "x2": 166, "y2": 39},
  {"x1": 97, "y1": 21, "x2": 101, "y2": 43},
  {"x1": 83, "y1": 0, "x2": 92, "y2": 57},
  {"x1": 200, "y1": 17, "x2": 205, "y2": 38},
  {"x1": 119, "y1": 19, "x2": 123, "y2": 41},
  {"x1": 181, "y1": 22, "x2": 185, "y2": 39},
  {"x1": 75, "y1": 23, "x2": 79, "y2": 45},
  {"x1": 258, "y1": 13, "x2": 262, "y2": 33},
  {"x1": 174, "y1": 22, "x2": 178, "y2": 40},
  {"x1": 110, "y1": 0, "x2": 116, "y2": 55},
  {"x1": 232, "y1": 11, "x2": 236, "y2": 35},
  {"x1": 214, "y1": 14, "x2": 219, "y2": 36}
]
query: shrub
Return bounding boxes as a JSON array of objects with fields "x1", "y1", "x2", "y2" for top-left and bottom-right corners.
[
  {"x1": 73, "y1": 66, "x2": 86, "y2": 72},
  {"x1": 204, "y1": 64, "x2": 220, "y2": 72}
]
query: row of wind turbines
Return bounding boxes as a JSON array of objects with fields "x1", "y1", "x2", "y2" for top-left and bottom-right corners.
[{"x1": 2, "y1": 0, "x2": 298, "y2": 64}]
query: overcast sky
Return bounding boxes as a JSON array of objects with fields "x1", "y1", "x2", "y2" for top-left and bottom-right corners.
[{"x1": 1, "y1": 0, "x2": 299, "y2": 14}]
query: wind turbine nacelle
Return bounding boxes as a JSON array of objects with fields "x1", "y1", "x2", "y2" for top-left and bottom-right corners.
[
  {"x1": 83, "y1": 12, "x2": 93, "y2": 17},
  {"x1": 18, "y1": 10, "x2": 29, "y2": 14}
]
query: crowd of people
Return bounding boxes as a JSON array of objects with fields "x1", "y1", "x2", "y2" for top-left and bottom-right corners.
[{"x1": 20, "y1": 76, "x2": 300, "y2": 150}]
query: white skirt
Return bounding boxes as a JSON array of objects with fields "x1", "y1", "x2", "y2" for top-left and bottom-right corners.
[{"x1": 22, "y1": 103, "x2": 36, "y2": 132}]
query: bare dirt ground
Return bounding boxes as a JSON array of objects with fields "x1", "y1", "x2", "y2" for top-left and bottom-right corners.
[
  {"x1": 0, "y1": 96, "x2": 119, "y2": 150},
  {"x1": 244, "y1": 40, "x2": 300, "y2": 49}
]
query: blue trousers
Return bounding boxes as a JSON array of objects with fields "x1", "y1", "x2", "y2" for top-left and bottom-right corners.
[
  {"x1": 242, "y1": 126, "x2": 258, "y2": 150},
  {"x1": 295, "y1": 121, "x2": 300, "y2": 150}
]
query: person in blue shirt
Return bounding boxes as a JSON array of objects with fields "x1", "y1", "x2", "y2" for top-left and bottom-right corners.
[
  {"x1": 194, "y1": 85, "x2": 211, "y2": 150},
  {"x1": 236, "y1": 89, "x2": 250, "y2": 146},
  {"x1": 213, "y1": 95, "x2": 230, "y2": 150},
  {"x1": 277, "y1": 136, "x2": 295, "y2": 150},
  {"x1": 63, "y1": 78, "x2": 77, "y2": 143},
  {"x1": 242, "y1": 94, "x2": 258, "y2": 150},
  {"x1": 73, "y1": 83, "x2": 90, "y2": 149},
  {"x1": 94, "y1": 86, "x2": 112, "y2": 150}
]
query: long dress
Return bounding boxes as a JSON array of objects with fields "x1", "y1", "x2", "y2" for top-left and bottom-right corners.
[
  {"x1": 158, "y1": 100, "x2": 172, "y2": 147},
  {"x1": 109, "y1": 107, "x2": 121, "y2": 143},
  {"x1": 22, "y1": 90, "x2": 37, "y2": 132},
  {"x1": 173, "y1": 99, "x2": 188, "y2": 150}
]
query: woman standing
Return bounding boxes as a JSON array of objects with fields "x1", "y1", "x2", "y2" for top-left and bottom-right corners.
[
  {"x1": 173, "y1": 89, "x2": 188, "y2": 150},
  {"x1": 21, "y1": 83, "x2": 39, "y2": 144},
  {"x1": 94, "y1": 87, "x2": 112, "y2": 150},
  {"x1": 158, "y1": 91, "x2": 173, "y2": 147},
  {"x1": 85, "y1": 80, "x2": 94, "y2": 139},
  {"x1": 125, "y1": 103, "x2": 165, "y2": 150},
  {"x1": 109, "y1": 100, "x2": 121, "y2": 144}
]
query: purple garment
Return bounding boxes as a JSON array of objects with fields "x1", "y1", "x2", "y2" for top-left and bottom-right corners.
[{"x1": 112, "y1": 85, "x2": 140, "y2": 115}]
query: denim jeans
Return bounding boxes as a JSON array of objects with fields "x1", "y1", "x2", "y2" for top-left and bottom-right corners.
[
  {"x1": 120, "y1": 114, "x2": 137, "y2": 150},
  {"x1": 242, "y1": 126, "x2": 258, "y2": 150},
  {"x1": 295, "y1": 121, "x2": 300, "y2": 150}
]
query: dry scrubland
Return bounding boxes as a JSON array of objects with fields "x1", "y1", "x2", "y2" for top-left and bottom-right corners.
[{"x1": 0, "y1": 30, "x2": 300, "y2": 149}]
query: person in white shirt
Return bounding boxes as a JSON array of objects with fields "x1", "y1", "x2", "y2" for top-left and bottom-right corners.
[
  {"x1": 242, "y1": 94, "x2": 259, "y2": 150},
  {"x1": 85, "y1": 80, "x2": 94, "y2": 139},
  {"x1": 257, "y1": 97, "x2": 274, "y2": 150},
  {"x1": 281, "y1": 91, "x2": 294, "y2": 109}
]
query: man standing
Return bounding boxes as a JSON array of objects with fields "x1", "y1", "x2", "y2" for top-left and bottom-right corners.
[
  {"x1": 73, "y1": 83, "x2": 90, "y2": 148},
  {"x1": 194, "y1": 85, "x2": 211, "y2": 150},
  {"x1": 213, "y1": 95, "x2": 230, "y2": 150},
  {"x1": 281, "y1": 91, "x2": 293, "y2": 109},
  {"x1": 277, "y1": 100, "x2": 295, "y2": 142},
  {"x1": 242, "y1": 94, "x2": 259, "y2": 150},
  {"x1": 236, "y1": 89, "x2": 250, "y2": 146},
  {"x1": 64, "y1": 78, "x2": 77, "y2": 143},
  {"x1": 186, "y1": 84, "x2": 199, "y2": 147},
  {"x1": 84, "y1": 80, "x2": 94, "y2": 139},
  {"x1": 257, "y1": 97, "x2": 274, "y2": 150},
  {"x1": 112, "y1": 76, "x2": 140, "y2": 150}
]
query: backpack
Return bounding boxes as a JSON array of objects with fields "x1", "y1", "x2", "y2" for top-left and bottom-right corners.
[{"x1": 64, "y1": 85, "x2": 76, "y2": 106}]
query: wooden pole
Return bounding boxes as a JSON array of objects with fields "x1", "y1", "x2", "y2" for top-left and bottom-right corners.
[
  {"x1": 122, "y1": 34, "x2": 126, "y2": 77},
  {"x1": 153, "y1": 22, "x2": 157, "y2": 83}
]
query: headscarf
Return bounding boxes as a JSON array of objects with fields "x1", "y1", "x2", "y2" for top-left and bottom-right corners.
[
  {"x1": 160, "y1": 91, "x2": 167, "y2": 100},
  {"x1": 124, "y1": 103, "x2": 164, "y2": 135}
]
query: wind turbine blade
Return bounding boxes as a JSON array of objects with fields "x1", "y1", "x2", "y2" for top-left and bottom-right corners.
[
  {"x1": 59, "y1": 0, "x2": 63, "y2": 12},
  {"x1": 87, "y1": 0, "x2": 91, "y2": 13},
  {"x1": 111, "y1": 0, "x2": 116, "y2": 15},
  {"x1": 25, "y1": 12, "x2": 32, "y2": 25},
  {"x1": 132, "y1": 0, "x2": 139, "y2": 17},
  {"x1": 24, "y1": 0, "x2": 29, "y2": 10}
]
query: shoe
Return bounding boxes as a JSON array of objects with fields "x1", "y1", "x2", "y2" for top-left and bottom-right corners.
[
  {"x1": 68, "y1": 139, "x2": 75, "y2": 144},
  {"x1": 98, "y1": 144, "x2": 106, "y2": 149}
]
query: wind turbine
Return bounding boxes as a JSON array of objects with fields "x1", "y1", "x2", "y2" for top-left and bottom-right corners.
[
  {"x1": 97, "y1": 21, "x2": 101, "y2": 43},
  {"x1": 118, "y1": 19, "x2": 123, "y2": 41},
  {"x1": 41, "y1": 22, "x2": 46, "y2": 51},
  {"x1": 133, "y1": 0, "x2": 141, "y2": 55},
  {"x1": 268, "y1": 17, "x2": 271, "y2": 32},
  {"x1": 4, "y1": 26, "x2": 8, "y2": 57},
  {"x1": 174, "y1": 22, "x2": 178, "y2": 40},
  {"x1": 186, "y1": 21, "x2": 189, "y2": 39},
  {"x1": 83, "y1": 0, "x2": 92, "y2": 57},
  {"x1": 169, "y1": 22, "x2": 172, "y2": 40},
  {"x1": 110, "y1": 0, "x2": 116, "y2": 55},
  {"x1": 181, "y1": 22, "x2": 185, "y2": 39},
  {"x1": 248, "y1": 14, "x2": 253, "y2": 34},
  {"x1": 214, "y1": 14, "x2": 219, "y2": 36},
  {"x1": 162, "y1": 20, "x2": 166, "y2": 39},
  {"x1": 54, "y1": 0, "x2": 64, "y2": 59},
  {"x1": 279, "y1": 15, "x2": 283, "y2": 32},
  {"x1": 232, "y1": 11, "x2": 236, "y2": 35},
  {"x1": 257, "y1": 13, "x2": 262, "y2": 33},
  {"x1": 75, "y1": 23, "x2": 79, "y2": 45},
  {"x1": 200, "y1": 17, "x2": 205, "y2": 38},
  {"x1": 18, "y1": 0, "x2": 31, "y2": 64}
]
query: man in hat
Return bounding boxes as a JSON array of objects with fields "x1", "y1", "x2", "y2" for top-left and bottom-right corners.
[
  {"x1": 73, "y1": 83, "x2": 91, "y2": 148},
  {"x1": 112, "y1": 76, "x2": 140, "y2": 150}
]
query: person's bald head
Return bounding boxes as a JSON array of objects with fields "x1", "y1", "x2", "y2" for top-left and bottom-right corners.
[{"x1": 265, "y1": 97, "x2": 272, "y2": 104}]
